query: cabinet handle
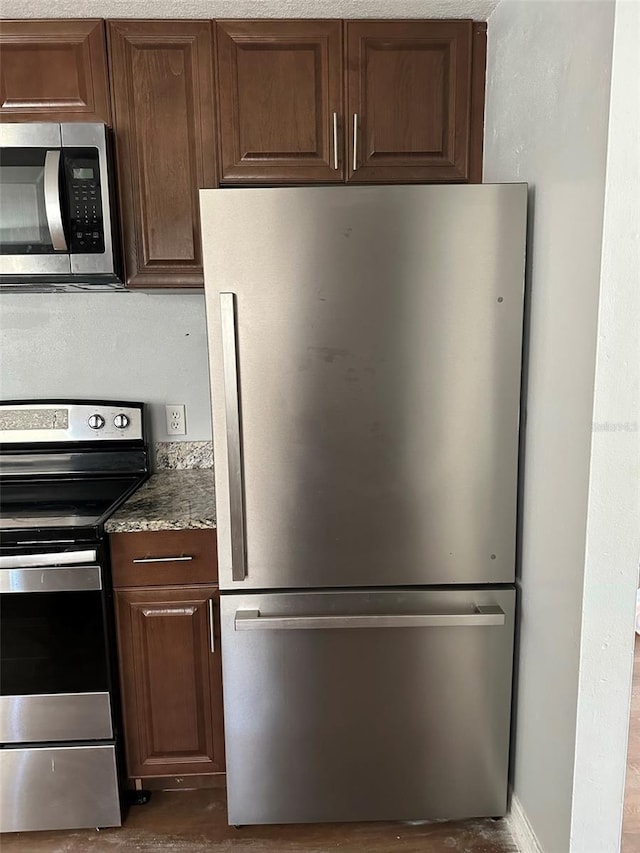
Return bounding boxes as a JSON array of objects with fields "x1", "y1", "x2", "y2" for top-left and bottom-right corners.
[
  {"x1": 132, "y1": 555, "x2": 193, "y2": 564},
  {"x1": 352, "y1": 113, "x2": 359, "y2": 172},
  {"x1": 332, "y1": 112, "x2": 339, "y2": 170},
  {"x1": 208, "y1": 598, "x2": 215, "y2": 653}
]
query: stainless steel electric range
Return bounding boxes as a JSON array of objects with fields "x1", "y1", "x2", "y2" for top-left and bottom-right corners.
[{"x1": 0, "y1": 400, "x2": 149, "y2": 833}]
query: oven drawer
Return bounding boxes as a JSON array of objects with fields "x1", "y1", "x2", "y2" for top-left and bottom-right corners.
[
  {"x1": 0, "y1": 744, "x2": 121, "y2": 832},
  {"x1": 110, "y1": 529, "x2": 217, "y2": 587},
  {"x1": 0, "y1": 692, "x2": 113, "y2": 744}
]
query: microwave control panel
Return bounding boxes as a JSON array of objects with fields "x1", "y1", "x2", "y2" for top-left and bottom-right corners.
[{"x1": 63, "y1": 150, "x2": 105, "y2": 254}]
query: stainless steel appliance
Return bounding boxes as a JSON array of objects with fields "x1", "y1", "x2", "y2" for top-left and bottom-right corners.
[
  {"x1": 201, "y1": 184, "x2": 527, "y2": 826},
  {"x1": 0, "y1": 401, "x2": 148, "y2": 832},
  {"x1": 0, "y1": 123, "x2": 121, "y2": 289}
]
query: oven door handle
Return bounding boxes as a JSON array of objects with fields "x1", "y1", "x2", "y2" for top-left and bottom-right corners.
[
  {"x1": 0, "y1": 565, "x2": 102, "y2": 593},
  {"x1": 44, "y1": 149, "x2": 68, "y2": 252},
  {"x1": 0, "y1": 550, "x2": 97, "y2": 570}
]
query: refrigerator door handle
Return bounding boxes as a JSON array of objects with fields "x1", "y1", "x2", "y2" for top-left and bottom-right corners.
[
  {"x1": 234, "y1": 605, "x2": 505, "y2": 631},
  {"x1": 220, "y1": 292, "x2": 247, "y2": 582}
]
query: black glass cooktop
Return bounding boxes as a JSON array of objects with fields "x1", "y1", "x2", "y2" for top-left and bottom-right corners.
[{"x1": 0, "y1": 476, "x2": 143, "y2": 532}]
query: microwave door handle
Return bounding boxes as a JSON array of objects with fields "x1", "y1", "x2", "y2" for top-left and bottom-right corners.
[{"x1": 43, "y1": 150, "x2": 68, "y2": 251}]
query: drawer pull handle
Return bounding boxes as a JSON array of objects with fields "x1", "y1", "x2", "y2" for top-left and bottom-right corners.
[
  {"x1": 132, "y1": 556, "x2": 194, "y2": 564},
  {"x1": 235, "y1": 605, "x2": 505, "y2": 631}
]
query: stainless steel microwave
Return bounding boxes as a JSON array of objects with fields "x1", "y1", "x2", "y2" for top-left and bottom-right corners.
[{"x1": 0, "y1": 123, "x2": 122, "y2": 290}]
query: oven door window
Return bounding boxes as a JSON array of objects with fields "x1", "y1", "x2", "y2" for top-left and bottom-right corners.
[
  {"x1": 0, "y1": 148, "x2": 62, "y2": 255},
  {"x1": 1, "y1": 590, "x2": 108, "y2": 696}
]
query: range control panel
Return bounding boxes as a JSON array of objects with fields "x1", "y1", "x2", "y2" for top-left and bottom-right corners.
[{"x1": 0, "y1": 403, "x2": 144, "y2": 443}]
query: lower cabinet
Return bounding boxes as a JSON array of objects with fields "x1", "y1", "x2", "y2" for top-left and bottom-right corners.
[{"x1": 111, "y1": 529, "x2": 224, "y2": 781}]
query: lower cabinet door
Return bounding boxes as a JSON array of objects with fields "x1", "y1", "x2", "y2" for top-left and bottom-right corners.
[{"x1": 115, "y1": 585, "x2": 224, "y2": 778}]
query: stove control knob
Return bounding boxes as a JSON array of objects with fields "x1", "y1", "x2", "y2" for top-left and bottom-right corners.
[
  {"x1": 88, "y1": 414, "x2": 105, "y2": 430},
  {"x1": 114, "y1": 413, "x2": 130, "y2": 429}
]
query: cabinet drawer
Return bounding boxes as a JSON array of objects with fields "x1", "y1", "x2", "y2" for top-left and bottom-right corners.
[{"x1": 110, "y1": 529, "x2": 217, "y2": 587}]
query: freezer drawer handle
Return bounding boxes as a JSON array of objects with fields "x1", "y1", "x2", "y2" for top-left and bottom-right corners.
[
  {"x1": 220, "y1": 292, "x2": 247, "y2": 582},
  {"x1": 234, "y1": 605, "x2": 505, "y2": 631}
]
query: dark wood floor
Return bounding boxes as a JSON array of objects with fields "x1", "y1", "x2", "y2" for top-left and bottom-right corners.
[
  {"x1": 623, "y1": 636, "x2": 640, "y2": 851},
  {"x1": 1, "y1": 787, "x2": 518, "y2": 852}
]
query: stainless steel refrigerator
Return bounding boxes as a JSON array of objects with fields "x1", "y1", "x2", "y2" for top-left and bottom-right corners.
[{"x1": 201, "y1": 184, "x2": 527, "y2": 826}]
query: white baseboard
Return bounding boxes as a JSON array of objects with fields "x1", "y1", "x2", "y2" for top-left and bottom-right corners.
[{"x1": 508, "y1": 794, "x2": 544, "y2": 853}]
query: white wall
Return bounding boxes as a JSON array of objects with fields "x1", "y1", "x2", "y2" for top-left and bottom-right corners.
[
  {"x1": 570, "y1": 2, "x2": 640, "y2": 849},
  {"x1": 0, "y1": 293, "x2": 213, "y2": 443},
  {"x1": 484, "y1": 1, "x2": 615, "y2": 851}
]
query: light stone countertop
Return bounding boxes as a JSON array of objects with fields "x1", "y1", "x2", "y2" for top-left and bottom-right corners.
[{"x1": 105, "y1": 469, "x2": 216, "y2": 533}]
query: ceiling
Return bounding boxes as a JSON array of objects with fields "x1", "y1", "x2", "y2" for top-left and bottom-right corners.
[{"x1": 1, "y1": 0, "x2": 501, "y2": 21}]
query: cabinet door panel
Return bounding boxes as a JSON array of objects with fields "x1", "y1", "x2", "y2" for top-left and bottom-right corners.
[
  {"x1": 0, "y1": 20, "x2": 110, "y2": 124},
  {"x1": 115, "y1": 586, "x2": 224, "y2": 778},
  {"x1": 217, "y1": 20, "x2": 343, "y2": 183},
  {"x1": 108, "y1": 21, "x2": 217, "y2": 288},
  {"x1": 346, "y1": 21, "x2": 474, "y2": 183}
]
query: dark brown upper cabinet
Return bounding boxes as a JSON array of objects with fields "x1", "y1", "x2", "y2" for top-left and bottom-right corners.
[
  {"x1": 107, "y1": 20, "x2": 217, "y2": 288},
  {"x1": 346, "y1": 20, "x2": 483, "y2": 183},
  {"x1": 0, "y1": 20, "x2": 110, "y2": 124},
  {"x1": 216, "y1": 20, "x2": 344, "y2": 183}
]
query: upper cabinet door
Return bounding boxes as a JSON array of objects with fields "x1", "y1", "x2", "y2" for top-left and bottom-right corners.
[
  {"x1": 0, "y1": 20, "x2": 110, "y2": 124},
  {"x1": 108, "y1": 21, "x2": 217, "y2": 288},
  {"x1": 346, "y1": 21, "x2": 478, "y2": 183},
  {"x1": 216, "y1": 20, "x2": 343, "y2": 183}
]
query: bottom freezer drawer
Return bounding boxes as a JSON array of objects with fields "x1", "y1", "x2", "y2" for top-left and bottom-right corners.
[
  {"x1": 0, "y1": 744, "x2": 121, "y2": 832},
  {"x1": 221, "y1": 588, "x2": 515, "y2": 825}
]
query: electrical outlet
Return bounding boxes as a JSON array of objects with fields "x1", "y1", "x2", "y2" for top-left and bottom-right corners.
[{"x1": 165, "y1": 404, "x2": 186, "y2": 436}]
